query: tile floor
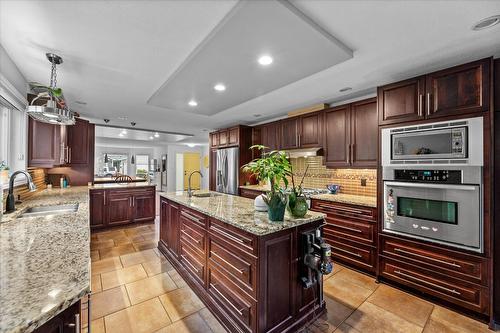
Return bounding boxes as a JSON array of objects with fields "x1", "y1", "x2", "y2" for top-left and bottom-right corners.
[{"x1": 86, "y1": 221, "x2": 492, "y2": 333}]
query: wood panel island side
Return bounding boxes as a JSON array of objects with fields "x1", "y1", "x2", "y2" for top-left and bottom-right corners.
[{"x1": 158, "y1": 191, "x2": 327, "y2": 333}]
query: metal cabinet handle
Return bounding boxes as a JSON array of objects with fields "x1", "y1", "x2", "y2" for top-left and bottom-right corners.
[
  {"x1": 211, "y1": 250, "x2": 246, "y2": 274},
  {"x1": 181, "y1": 254, "x2": 201, "y2": 274},
  {"x1": 331, "y1": 245, "x2": 362, "y2": 258},
  {"x1": 181, "y1": 211, "x2": 203, "y2": 225},
  {"x1": 393, "y1": 247, "x2": 461, "y2": 268},
  {"x1": 418, "y1": 94, "x2": 423, "y2": 116},
  {"x1": 426, "y1": 93, "x2": 431, "y2": 115},
  {"x1": 211, "y1": 226, "x2": 246, "y2": 244},
  {"x1": 333, "y1": 224, "x2": 363, "y2": 234},
  {"x1": 68, "y1": 147, "x2": 72, "y2": 163},
  {"x1": 181, "y1": 229, "x2": 202, "y2": 245},
  {"x1": 394, "y1": 270, "x2": 461, "y2": 295},
  {"x1": 210, "y1": 283, "x2": 246, "y2": 316},
  {"x1": 103, "y1": 191, "x2": 106, "y2": 206},
  {"x1": 65, "y1": 314, "x2": 80, "y2": 332}
]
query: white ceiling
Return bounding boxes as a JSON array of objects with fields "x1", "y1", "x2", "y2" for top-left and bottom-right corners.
[
  {"x1": 94, "y1": 125, "x2": 191, "y2": 145},
  {"x1": 1, "y1": 0, "x2": 500, "y2": 144}
]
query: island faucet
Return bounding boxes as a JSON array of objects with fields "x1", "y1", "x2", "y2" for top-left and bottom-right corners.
[
  {"x1": 5, "y1": 170, "x2": 37, "y2": 213},
  {"x1": 187, "y1": 170, "x2": 203, "y2": 197}
]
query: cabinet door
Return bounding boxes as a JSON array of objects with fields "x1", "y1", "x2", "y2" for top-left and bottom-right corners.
[
  {"x1": 160, "y1": 198, "x2": 169, "y2": 246},
  {"x1": 299, "y1": 112, "x2": 322, "y2": 148},
  {"x1": 228, "y1": 127, "x2": 239, "y2": 146},
  {"x1": 378, "y1": 77, "x2": 425, "y2": 125},
  {"x1": 90, "y1": 190, "x2": 107, "y2": 228},
  {"x1": 108, "y1": 193, "x2": 132, "y2": 226},
  {"x1": 133, "y1": 191, "x2": 155, "y2": 222},
  {"x1": 219, "y1": 130, "x2": 228, "y2": 147},
  {"x1": 167, "y1": 202, "x2": 180, "y2": 256},
  {"x1": 351, "y1": 98, "x2": 378, "y2": 167},
  {"x1": 210, "y1": 132, "x2": 219, "y2": 148},
  {"x1": 261, "y1": 122, "x2": 280, "y2": 151},
  {"x1": 324, "y1": 105, "x2": 351, "y2": 167},
  {"x1": 280, "y1": 118, "x2": 299, "y2": 150},
  {"x1": 67, "y1": 118, "x2": 89, "y2": 165},
  {"x1": 426, "y1": 58, "x2": 491, "y2": 118},
  {"x1": 28, "y1": 118, "x2": 58, "y2": 167}
]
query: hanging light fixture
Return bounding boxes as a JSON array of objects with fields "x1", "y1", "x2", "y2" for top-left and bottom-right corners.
[
  {"x1": 104, "y1": 153, "x2": 109, "y2": 163},
  {"x1": 131, "y1": 155, "x2": 135, "y2": 164},
  {"x1": 26, "y1": 53, "x2": 76, "y2": 125}
]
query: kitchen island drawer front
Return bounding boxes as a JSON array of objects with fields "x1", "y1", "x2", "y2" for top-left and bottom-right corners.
[
  {"x1": 323, "y1": 233, "x2": 376, "y2": 272},
  {"x1": 380, "y1": 258, "x2": 489, "y2": 314},
  {"x1": 324, "y1": 216, "x2": 375, "y2": 245},
  {"x1": 381, "y1": 235, "x2": 488, "y2": 285},
  {"x1": 208, "y1": 237, "x2": 256, "y2": 295},
  {"x1": 209, "y1": 218, "x2": 256, "y2": 255},
  {"x1": 180, "y1": 216, "x2": 206, "y2": 257},
  {"x1": 311, "y1": 200, "x2": 376, "y2": 223},
  {"x1": 179, "y1": 239, "x2": 206, "y2": 287},
  {"x1": 208, "y1": 265, "x2": 255, "y2": 333},
  {"x1": 180, "y1": 206, "x2": 207, "y2": 229},
  {"x1": 239, "y1": 188, "x2": 264, "y2": 199}
]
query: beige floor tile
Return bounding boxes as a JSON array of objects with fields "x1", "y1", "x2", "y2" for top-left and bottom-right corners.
[
  {"x1": 323, "y1": 262, "x2": 344, "y2": 280},
  {"x1": 104, "y1": 297, "x2": 171, "y2": 333},
  {"x1": 323, "y1": 274, "x2": 374, "y2": 308},
  {"x1": 101, "y1": 264, "x2": 148, "y2": 290},
  {"x1": 91, "y1": 318, "x2": 106, "y2": 333},
  {"x1": 90, "y1": 250, "x2": 100, "y2": 261},
  {"x1": 426, "y1": 306, "x2": 490, "y2": 333},
  {"x1": 124, "y1": 225, "x2": 153, "y2": 237},
  {"x1": 142, "y1": 257, "x2": 174, "y2": 276},
  {"x1": 141, "y1": 232, "x2": 158, "y2": 241},
  {"x1": 333, "y1": 323, "x2": 362, "y2": 333},
  {"x1": 90, "y1": 239, "x2": 115, "y2": 250},
  {"x1": 323, "y1": 295, "x2": 355, "y2": 328},
  {"x1": 198, "y1": 308, "x2": 227, "y2": 333},
  {"x1": 99, "y1": 243, "x2": 137, "y2": 259},
  {"x1": 91, "y1": 257, "x2": 123, "y2": 275},
  {"x1": 158, "y1": 287, "x2": 205, "y2": 322},
  {"x1": 126, "y1": 272, "x2": 177, "y2": 305},
  {"x1": 112, "y1": 235, "x2": 134, "y2": 245},
  {"x1": 96, "y1": 229, "x2": 127, "y2": 240},
  {"x1": 91, "y1": 274, "x2": 102, "y2": 293},
  {"x1": 367, "y1": 284, "x2": 433, "y2": 327},
  {"x1": 133, "y1": 239, "x2": 158, "y2": 252},
  {"x1": 333, "y1": 268, "x2": 378, "y2": 291},
  {"x1": 91, "y1": 285, "x2": 131, "y2": 320},
  {"x1": 167, "y1": 268, "x2": 188, "y2": 288},
  {"x1": 121, "y1": 249, "x2": 159, "y2": 267},
  {"x1": 345, "y1": 302, "x2": 422, "y2": 333},
  {"x1": 154, "y1": 313, "x2": 211, "y2": 333}
]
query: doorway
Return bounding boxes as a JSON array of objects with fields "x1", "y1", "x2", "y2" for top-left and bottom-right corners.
[{"x1": 183, "y1": 152, "x2": 201, "y2": 190}]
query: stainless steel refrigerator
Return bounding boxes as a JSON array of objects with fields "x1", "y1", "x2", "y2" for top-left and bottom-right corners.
[{"x1": 215, "y1": 147, "x2": 239, "y2": 195}]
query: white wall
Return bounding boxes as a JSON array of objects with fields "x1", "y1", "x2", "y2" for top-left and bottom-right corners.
[{"x1": 0, "y1": 44, "x2": 27, "y2": 97}]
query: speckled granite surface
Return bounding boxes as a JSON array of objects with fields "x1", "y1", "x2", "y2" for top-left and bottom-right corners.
[
  {"x1": 239, "y1": 185, "x2": 268, "y2": 191},
  {"x1": 0, "y1": 187, "x2": 90, "y2": 333},
  {"x1": 310, "y1": 193, "x2": 377, "y2": 208},
  {"x1": 160, "y1": 191, "x2": 325, "y2": 236},
  {"x1": 90, "y1": 182, "x2": 156, "y2": 189}
]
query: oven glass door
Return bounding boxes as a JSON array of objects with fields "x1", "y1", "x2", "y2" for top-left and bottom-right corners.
[
  {"x1": 392, "y1": 127, "x2": 466, "y2": 160},
  {"x1": 384, "y1": 181, "x2": 481, "y2": 252}
]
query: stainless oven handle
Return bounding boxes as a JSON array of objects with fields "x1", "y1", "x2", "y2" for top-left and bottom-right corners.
[{"x1": 384, "y1": 181, "x2": 477, "y2": 191}]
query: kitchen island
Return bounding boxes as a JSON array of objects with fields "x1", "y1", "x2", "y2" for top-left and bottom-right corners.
[
  {"x1": 158, "y1": 191, "x2": 327, "y2": 333},
  {"x1": 0, "y1": 187, "x2": 90, "y2": 333}
]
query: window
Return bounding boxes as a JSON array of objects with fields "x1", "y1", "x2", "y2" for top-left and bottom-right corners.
[{"x1": 135, "y1": 155, "x2": 149, "y2": 179}]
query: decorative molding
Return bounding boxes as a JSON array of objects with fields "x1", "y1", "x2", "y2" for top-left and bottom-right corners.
[{"x1": 0, "y1": 73, "x2": 27, "y2": 111}]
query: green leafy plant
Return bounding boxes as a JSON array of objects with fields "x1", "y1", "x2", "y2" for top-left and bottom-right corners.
[{"x1": 0, "y1": 161, "x2": 9, "y2": 171}]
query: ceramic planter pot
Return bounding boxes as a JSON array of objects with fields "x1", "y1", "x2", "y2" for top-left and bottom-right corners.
[
  {"x1": 288, "y1": 193, "x2": 308, "y2": 218},
  {"x1": 267, "y1": 193, "x2": 287, "y2": 222}
]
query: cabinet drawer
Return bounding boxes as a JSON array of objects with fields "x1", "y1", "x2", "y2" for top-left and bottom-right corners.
[
  {"x1": 180, "y1": 239, "x2": 206, "y2": 287},
  {"x1": 208, "y1": 265, "x2": 255, "y2": 333},
  {"x1": 311, "y1": 200, "x2": 376, "y2": 223},
  {"x1": 323, "y1": 233, "x2": 376, "y2": 272},
  {"x1": 208, "y1": 237, "x2": 255, "y2": 295},
  {"x1": 209, "y1": 218, "x2": 256, "y2": 256},
  {"x1": 380, "y1": 257, "x2": 489, "y2": 314},
  {"x1": 324, "y1": 216, "x2": 375, "y2": 245},
  {"x1": 180, "y1": 207, "x2": 207, "y2": 229},
  {"x1": 239, "y1": 189, "x2": 263, "y2": 200},
  {"x1": 380, "y1": 235, "x2": 488, "y2": 286},
  {"x1": 180, "y1": 218, "x2": 206, "y2": 256}
]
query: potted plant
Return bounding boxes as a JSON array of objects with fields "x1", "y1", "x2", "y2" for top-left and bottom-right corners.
[
  {"x1": 242, "y1": 145, "x2": 292, "y2": 222},
  {"x1": 288, "y1": 165, "x2": 309, "y2": 218},
  {"x1": 0, "y1": 161, "x2": 9, "y2": 186}
]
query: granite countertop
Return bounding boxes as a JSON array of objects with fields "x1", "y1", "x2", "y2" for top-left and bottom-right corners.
[
  {"x1": 310, "y1": 193, "x2": 377, "y2": 208},
  {"x1": 160, "y1": 191, "x2": 326, "y2": 236},
  {"x1": 0, "y1": 187, "x2": 91, "y2": 333},
  {"x1": 90, "y1": 182, "x2": 156, "y2": 189},
  {"x1": 239, "y1": 184, "x2": 268, "y2": 192}
]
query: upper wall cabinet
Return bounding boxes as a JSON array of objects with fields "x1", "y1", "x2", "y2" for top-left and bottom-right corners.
[
  {"x1": 210, "y1": 126, "x2": 247, "y2": 149},
  {"x1": 66, "y1": 118, "x2": 90, "y2": 165},
  {"x1": 378, "y1": 58, "x2": 492, "y2": 125},
  {"x1": 324, "y1": 105, "x2": 351, "y2": 167},
  {"x1": 280, "y1": 117, "x2": 299, "y2": 150},
  {"x1": 299, "y1": 112, "x2": 323, "y2": 148},
  {"x1": 260, "y1": 121, "x2": 281, "y2": 151}
]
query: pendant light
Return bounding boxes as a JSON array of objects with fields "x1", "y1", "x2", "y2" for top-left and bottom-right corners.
[
  {"x1": 104, "y1": 153, "x2": 109, "y2": 163},
  {"x1": 131, "y1": 155, "x2": 135, "y2": 164},
  {"x1": 26, "y1": 53, "x2": 76, "y2": 125}
]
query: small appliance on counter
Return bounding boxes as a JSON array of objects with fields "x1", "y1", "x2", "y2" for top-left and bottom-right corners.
[{"x1": 326, "y1": 184, "x2": 341, "y2": 194}]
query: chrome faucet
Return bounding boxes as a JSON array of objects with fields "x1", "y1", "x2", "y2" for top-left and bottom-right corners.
[
  {"x1": 5, "y1": 170, "x2": 37, "y2": 213},
  {"x1": 187, "y1": 170, "x2": 203, "y2": 197}
]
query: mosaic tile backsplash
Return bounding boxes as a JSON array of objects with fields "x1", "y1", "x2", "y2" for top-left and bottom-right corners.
[{"x1": 286, "y1": 156, "x2": 377, "y2": 197}]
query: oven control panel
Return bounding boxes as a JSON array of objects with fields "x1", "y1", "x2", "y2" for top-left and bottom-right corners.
[{"x1": 394, "y1": 169, "x2": 461, "y2": 183}]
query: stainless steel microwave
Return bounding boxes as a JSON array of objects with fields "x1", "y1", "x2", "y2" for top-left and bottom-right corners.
[{"x1": 381, "y1": 116, "x2": 483, "y2": 166}]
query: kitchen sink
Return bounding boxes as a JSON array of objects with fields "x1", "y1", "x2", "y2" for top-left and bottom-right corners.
[
  {"x1": 18, "y1": 203, "x2": 79, "y2": 218},
  {"x1": 192, "y1": 192, "x2": 222, "y2": 198}
]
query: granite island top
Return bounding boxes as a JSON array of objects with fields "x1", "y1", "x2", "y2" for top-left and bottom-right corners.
[
  {"x1": 90, "y1": 182, "x2": 156, "y2": 189},
  {"x1": 310, "y1": 193, "x2": 377, "y2": 208},
  {"x1": 0, "y1": 187, "x2": 91, "y2": 333},
  {"x1": 160, "y1": 191, "x2": 326, "y2": 236}
]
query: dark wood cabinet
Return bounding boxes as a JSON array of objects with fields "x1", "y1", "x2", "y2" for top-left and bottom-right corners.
[
  {"x1": 228, "y1": 127, "x2": 239, "y2": 145},
  {"x1": 167, "y1": 201, "x2": 180, "y2": 257},
  {"x1": 66, "y1": 118, "x2": 90, "y2": 165},
  {"x1": 33, "y1": 300, "x2": 81, "y2": 333},
  {"x1": 299, "y1": 112, "x2": 323, "y2": 148},
  {"x1": 280, "y1": 118, "x2": 299, "y2": 150},
  {"x1": 210, "y1": 132, "x2": 219, "y2": 148},
  {"x1": 28, "y1": 118, "x2": 60, "y2": 167},
  {"x1": 89, "y1": 190, "x2": 106, "y2": 228},
  {"x1": 107, "y1": 192, "x2": 133, "y2": 226},
  {"x1": 261, "y1": 121, "x2": 280, "y2": 151},
  {"x1": 218, "y1": 130, "x2": 228, "y2": 147},
  {"x1": 133, "y1": 189, "x2": 156, "y2": 222},
  {"x1": 324, "y1": 105, "x2": 351, "y2": 168},
  {"x1": 160, "y1": 197, "x2": 169, "y2": 247},
  {"x1": 350, "y1": 98, "x2": 378, "y2": 167},
  {"x1": 239, "y1": 188, "x2": 265, "y2": 199}
]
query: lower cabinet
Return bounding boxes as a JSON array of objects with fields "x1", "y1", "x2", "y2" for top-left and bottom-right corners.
[
  {"x1": 158, "y1": 197, "x2": 325, "y2": 333},
  {"x1": 239, "y1": 188, "x2": 265, "y2": 199},
  {"x1": 33, "y1": 300, "x2": 81, "y2": 333},
  {"x1": 89, "y1": 186, "x2": 156, "y2": 230}
]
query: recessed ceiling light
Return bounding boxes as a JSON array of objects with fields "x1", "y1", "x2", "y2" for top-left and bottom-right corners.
[
  {"x1": 472, "y1": 15, "x2": 500, "y2": 30},
  {"x1": 339, "y1": 87, "x2": 352, "y2": 92},
  {"x1": 188, "y1": 100, "x2": 198, "y2": 107},
  {"x1": 149, "y1": 136, "x2": 154, "y2": 140},
  {"x1": 214, "y1": 84, "x2": 226, "y2": 92},
  {"x1": 253, "y1": 114, "x2": 261, "y2": 118},
  {"x1": 43, "y1": 113, "x2": 59, "y2": 118},
  {"x1": 187, "y1": 143, "x2": 196, "y2": 148},
  {"x1": 117, "y1": 116, "x2": 128, "y2": 120},
  {"x1": 119, "y1": 133, "x2": 124, "y2": 137},
  {"x1": 258, "y1": 55, "x2": 273, "y2": 66},
  {"x1": 121, "y1": 129, "x2": 127, "y2": 135},
  {"x1": 154, "y1": 132, "x2": 160, "y2": 138}
]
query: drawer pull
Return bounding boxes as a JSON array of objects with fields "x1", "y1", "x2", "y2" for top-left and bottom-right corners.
[
  {"x1": 393, "y1": 247, "x2": 461, "y2": 268},
  {"x1": 212, "y1": 250, "x2": 247, "y2": 274},
  {"x1": 317, "y1": 203, "x2": 367, "y2": 216},
  {"x1": 332, "y1": 224, "x2": 363, "y2": 234},
  {"x1": 210, "y1": 283, "x2": 245, "y2": 316},
  {"x1": 394, "y1": 270, "x2": 461, "y2": 296},
  {"x1": 211, "y1": 226, "x2": 247, "y2": 244},
  {"x1": 331, "y1": 246, "x2": 362, "y2": 258},
  {"x1": 181, "y1": 254, "x2": 201, "y2": 274},
  {"x1": 181, "y1": 211, "x2": 204, "y2": 225},
  {"x1": 181, "y1": 229, "x2": 202, "y2": 245}
]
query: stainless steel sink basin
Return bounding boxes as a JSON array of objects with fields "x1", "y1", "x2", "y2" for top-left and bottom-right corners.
[
  {"x1": 192, "y1": 192, "x2": 222, "y2": 198},
  {"x1": 18, "y1": 203, "x2": 79, "y2": 218}
]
